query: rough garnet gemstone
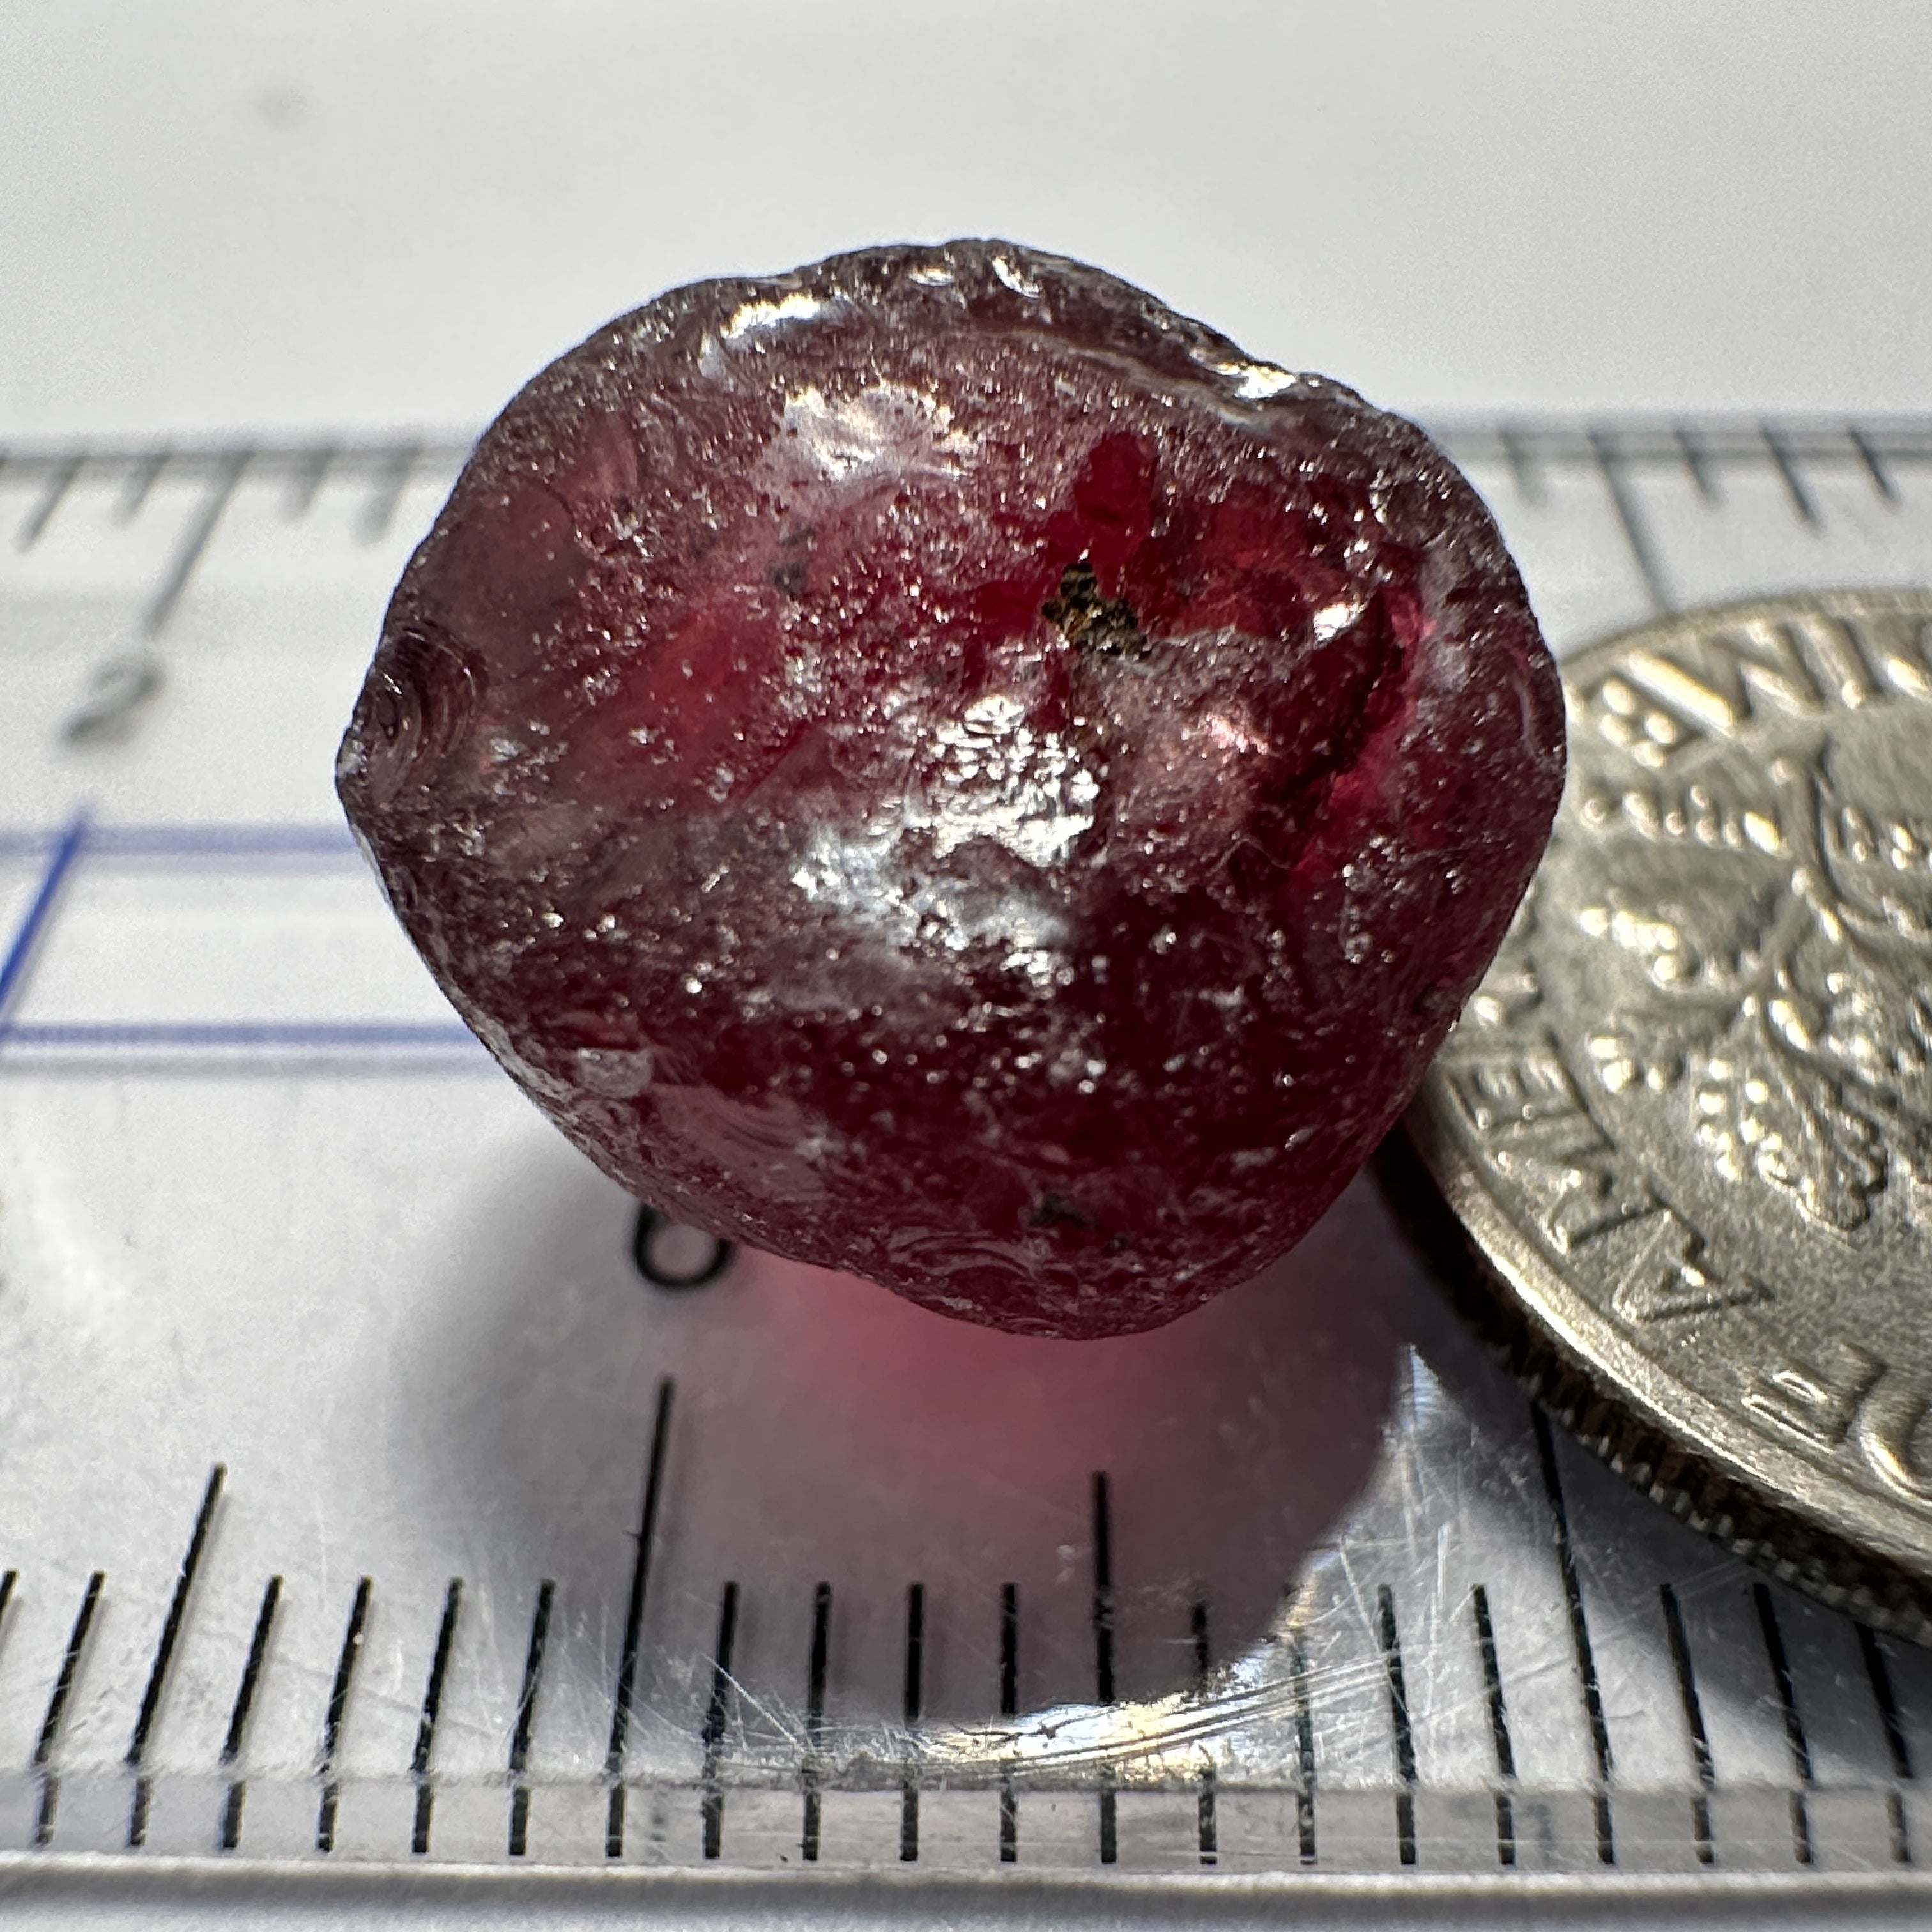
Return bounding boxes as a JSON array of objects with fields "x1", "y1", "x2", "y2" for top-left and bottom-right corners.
[{"x1": 339, "y1": 240, "x2": 1563, "y2": 1339}]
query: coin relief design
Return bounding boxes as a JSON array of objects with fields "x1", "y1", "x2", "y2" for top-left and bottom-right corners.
[{"x1": 1408, "y1": 590, "x2": 1932, "y2": 1627}]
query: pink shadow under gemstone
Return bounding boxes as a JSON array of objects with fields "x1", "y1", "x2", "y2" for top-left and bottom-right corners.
[{"x1": 338, "y1": 239, "x2": 1563, "y2": 1339}]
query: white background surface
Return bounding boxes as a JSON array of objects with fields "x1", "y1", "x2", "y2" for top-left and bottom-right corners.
[{"x1": 3, "y1": 0, "x2": 1929, "y2": 439}]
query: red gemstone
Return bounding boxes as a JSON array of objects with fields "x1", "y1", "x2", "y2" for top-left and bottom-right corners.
[{"x1": 339, "y1": 241, "x2": 1563, "y2": 1338}]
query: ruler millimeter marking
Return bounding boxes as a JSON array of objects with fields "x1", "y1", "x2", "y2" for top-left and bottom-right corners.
[
  {"x1": 1659, "y1": 1582, "x2": 1716, "y2": 1864},
  {"x1": 1533, "y1": 1407, "x2": 1616, "y2": 1865},
  {"x1": 315, "y1": 1579, "x2": 372, "y2": 1855},
  {"x1": 31, "y1": 1572, "x2": 105, "y2": 1849},
  {"x1": 602, "y1": 1377, "x2": 675, "y2": 1859},
  {"x1": 1754, "y1": 1584, "x2": 1816, "y2": 1868},
  {"x1": 1469, "y1": 1584, "x2": 1517, "y2": 1867},
  {"x1": 218, "y1": 1575, "x2": 282, "y2": 1853},
  {"x1": 699, "y1": 1583, "x2": 741, "y2": 1863},
  {"x1": 409, "y1": 1580, "x2": 464, "y2": 1857},
  {"x1": 125, "y1": 1464, "x2": 225, "y2": 1848},
  {"x1": 800, "y1": 1581, "x2": 832, "y2": 1862},
  {"x1": 509, "y1": 1579, "x2": 557, "y2": 1859},
  {"x1": 142, "y1": 448, "x2": 248, "y2": 638},
  {"x1": 899, "y1": 1583, "x2": 925, "y2": 1863}
]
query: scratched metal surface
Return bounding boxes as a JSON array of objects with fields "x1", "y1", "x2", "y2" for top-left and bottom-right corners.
[{"x1": 3, "y1": 421, "x2": 1932, "y2": 1927}]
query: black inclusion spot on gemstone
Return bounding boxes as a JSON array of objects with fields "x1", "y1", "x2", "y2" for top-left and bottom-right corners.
[{"x1": 1042, "y1": 559, "x2": 1146, "y2": 659}]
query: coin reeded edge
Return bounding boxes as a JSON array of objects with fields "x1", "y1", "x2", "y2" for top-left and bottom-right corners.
[{"x1": 1378, "y1": 1122, "x2": 1932, "y2": 1644}]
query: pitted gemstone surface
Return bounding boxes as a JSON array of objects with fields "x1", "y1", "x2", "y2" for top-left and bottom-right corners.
[{"x1": 338, "y1": 240, "x2": 1563, "y2": 1338}]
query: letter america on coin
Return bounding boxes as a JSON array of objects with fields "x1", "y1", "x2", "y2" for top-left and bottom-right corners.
[{"x1": 1403, "y1": 590, "x2": 1932, "y2": 1639}]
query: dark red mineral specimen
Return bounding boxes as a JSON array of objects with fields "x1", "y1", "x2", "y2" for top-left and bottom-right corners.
[{"x1": 339, "y1": 240, "x2": 1563, "y2": 1338}]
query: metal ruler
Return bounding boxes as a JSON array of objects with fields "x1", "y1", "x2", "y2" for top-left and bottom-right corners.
[{"x1": 3, "y1": 420, "x2": 1932, "y2": 1930}]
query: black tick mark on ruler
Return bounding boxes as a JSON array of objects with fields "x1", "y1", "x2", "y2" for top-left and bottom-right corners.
[
  {"x1": 1091, "y1": 1472, "x2": 1117, "y2": 1866},
  {"x1": 145, "y1": 450, "x2": 249, "y2": 638},
  {"x1": 116, "y1": 447, "x2": 169, "y2": 522},
  {"x1": 17, "y1": 452, "x2": 84, "y2": 551},
  {"x1": 1589, "y1": 427, "x2": 1674, "y2": 615},
  {"x1": 604, "y1": 1377, "x2": 675, "y2": 1857},
  {"x1": 998, "y1": 1583, "x2": 1019, "y2": 1865},
  {"x1": 358, "y1": 443, "x2": 418, "y2": 546},
  {"x1": 316, "y1": 1576, "x2": 373, "y2": 1854},
  {"x1": 1470, "y1": 1583, "x2": 1516, "y2": 1867},
  {"x1": 1289, "y1": 1614, "x2": 1316, "y2": 1865},
  {"x1": 1377, "y1": 1584, "x2": 1417, "y2": 1867},
  {"x1": 1673, "y1": 422, "x2": 1719, "y2": 502},
  {"x1": 1753, "y1": 1582, "x2": 1814, "y2": 1868},
  {"x1": 220, "y1": 1575, "x2": 283, "y2": 1853},
  {"x1": 287, "y1": 445, "x2": 335, "y2": 520},
  {"x1": 1659, "y1": 1582, "x2": 1715, "y2": 1866},
  {"x1": 509, "y1": 1579, "x2": 556, "y2": 1858},
  {"x1": 1847, "y1": 427, "x2": 1899, "y2": 504},
  {"x1": 1858, "y1": 1621, "x2": 1914, "y2": 1866},
  {"x1": 700, "y1": 1583, "x2": 741, "y2": 1862},
  {"x1": 1192, "y1": 1601, "x2": 1217, "y2": 1866},
  {"x1": 1760, "y1": 423, "x2": 1820, "y2": 528},
  {"x1": 410, "y1": 1579, "x2": 464, "y2": 1856},
  {"x1": 33, "y1": 1570, "x2": 105, "y2": 1850},
  {"x1": 1497, "y1": 424, "x2": 1542, "y2": 506},
  {"x1": 900, "y1": 1583, "x2": 924, "y2": 1863},
  {"x1": 801, "y1": 1581, "x2": 832, "y2": 1861},
  {"x1": 1533, "y1": 1404, "x2": 1615, "y2": 1865},
  {"x1": 128, "y1": 1464, "x2": 225, "y2": 1848}
]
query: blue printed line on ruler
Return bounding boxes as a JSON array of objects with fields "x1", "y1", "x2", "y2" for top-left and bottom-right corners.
[
  {"x1": 0, "y1": 817, "x2": 482, "y2": 1066},
  {"x1": 4, "y1": 1022, "x2": 479, "y2": 1050},
  {"x1": 0, "y1": 824, "x2": 356, "y2": 862},
  {"x1": 0, "y1": 813, "x2": 90, "y2": 1040},
  {"x1": 0, "y1": 1019, "x2": 496, "y2": 1077}
]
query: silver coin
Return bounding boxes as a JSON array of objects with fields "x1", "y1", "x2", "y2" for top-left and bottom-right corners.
[{"x1": 1404, "y1": 589, "x2": 1932, "y2": 1639}]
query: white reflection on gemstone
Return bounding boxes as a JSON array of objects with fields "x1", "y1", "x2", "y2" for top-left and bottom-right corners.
[
  {"x1": 923, "y1": 693, "x2": 1099, "y2": 870},
  {"x1": 1312, "y1": 595, "x2": 1365, "y2": 641},
  {"x1": 786, "y1": 688, "x2": 1095, "y2": 974},
  {"x1": 1186, "y1": 343, "x2": 1305, "y2": 401},
  {"x1": 720, "y1": 291, "x2": 826, "y2": 339},
  {"x1": 990, "y1": 254, "x2": 1042, "y2": 298},
  {"x1": 788, "y1": 686, "x2": 1098, "y2": 968},
  {"x1": 790, "y1": 818, "x2": 1070, "y2": 967},
  {"x1": 1227, "y1": 360, "x2": 1302, "y2": 401},
  {"x1": 779, "y1": 381, "x2": 974, "y2": 480}
]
